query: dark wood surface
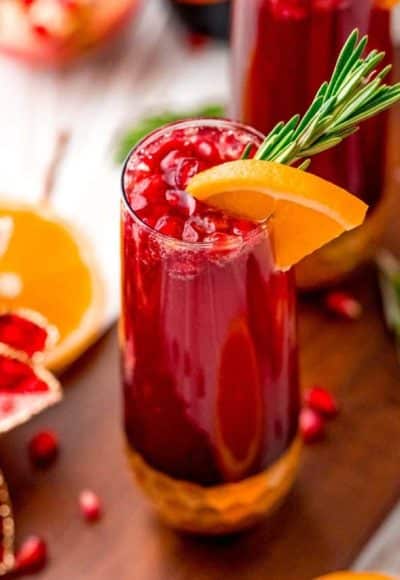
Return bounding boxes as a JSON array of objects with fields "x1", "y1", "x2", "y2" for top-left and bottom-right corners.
[{"x1": 0, "y1": 267, "x2": 399, "y2": 580}]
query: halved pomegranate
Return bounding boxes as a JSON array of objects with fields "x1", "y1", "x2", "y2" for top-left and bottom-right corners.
[
  {"x1": 0, "y1": 0, "x2": 141, "y2": 66},
  {"x1": 0, "y1": 345, "x2": 61, "y2": 433}
]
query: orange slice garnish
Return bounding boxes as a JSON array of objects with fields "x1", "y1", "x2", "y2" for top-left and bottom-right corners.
[
  {"x1": 186, "y1": 160, "x2": 368, "y2": 270},
  {"x1": 315, "y1": 573, "x2": 397, "y2": 580},
  {"x1": 374, "y1": 0, "x2": 399, "y2": 8},
  {"x1": 0, "y1": 201, "x2": 103, "y2": 372}
]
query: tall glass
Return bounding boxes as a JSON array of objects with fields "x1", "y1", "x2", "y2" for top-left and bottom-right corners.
[{"x1": 121, "y1": 119, "x2": 301, "y2": 534}]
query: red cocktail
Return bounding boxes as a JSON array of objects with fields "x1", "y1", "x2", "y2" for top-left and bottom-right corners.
[
  {"x1": 231, "y1": 0, "x2": 392, "y2": 206},
  {"x1": 121, "y1": 119, "x2": 300, "y2": 533}
]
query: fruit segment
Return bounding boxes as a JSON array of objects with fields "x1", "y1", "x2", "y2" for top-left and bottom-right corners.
[
  {"x1": 0, "y1": 204, "x2": 102, "y2": 371},
  {"x1": 187, "y1": 160, "x2": 368, "y2": 269}
]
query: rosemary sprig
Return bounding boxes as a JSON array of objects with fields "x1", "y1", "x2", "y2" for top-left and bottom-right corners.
[{"x1": 255, "y1": 30, "x2": 400, "y2": 167}]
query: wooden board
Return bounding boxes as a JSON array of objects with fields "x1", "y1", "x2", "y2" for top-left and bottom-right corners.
[{"x1": 0, "y1": 268, "x2": 400, "y2": 580}]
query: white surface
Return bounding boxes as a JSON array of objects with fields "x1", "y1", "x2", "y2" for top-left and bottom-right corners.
[{"x1": 0, "y1": 0, "x2": 229, "y2": 327}]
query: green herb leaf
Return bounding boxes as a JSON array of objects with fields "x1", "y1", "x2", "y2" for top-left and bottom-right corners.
[
  {"x1": 255, "y1": 29, "x2": 400, "y2": 166},
  {"x1": 115, "y1": 104, "x2": 225, "y2": 163}
]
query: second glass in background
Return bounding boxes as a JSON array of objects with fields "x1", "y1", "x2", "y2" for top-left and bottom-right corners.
[{"x1": 231, "y1": 0, "x2": 393, "y2": 207}]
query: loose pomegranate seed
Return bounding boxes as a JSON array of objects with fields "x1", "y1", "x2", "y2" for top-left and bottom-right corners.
[
  {"x1": 15, "y1": 536, "x2": 47, "y2": 573},
  {"x1": 300, "y1": 408, "x2": 325, "y2": 443},
  {"x1": 79, "y1": 490, "x2": 102, "y2": 522},
  {"x1": 28, "y1": 430, "x2": 59, "y2": 468},
  {"x1": 32, "y1": 24, "x2": 51, "y2": 39},
  {"x1": 304, "y1": 386, "x2": 339, "y2": 418},
  {"x1": 324, "y1": 291, "x2": 362, "y2": 320}
]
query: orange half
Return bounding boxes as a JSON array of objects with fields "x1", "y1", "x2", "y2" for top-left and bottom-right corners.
[
  {"x1": 0, "y1": 201, "x2": 104, "y2": 372},
  {"x1": 187, "y1": 160, "x2": 368, "y2": 270}
]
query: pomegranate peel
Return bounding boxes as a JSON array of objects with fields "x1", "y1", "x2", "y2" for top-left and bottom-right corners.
[{"x1": 0, "y1": 343, "x2": 62, "y2": 434}]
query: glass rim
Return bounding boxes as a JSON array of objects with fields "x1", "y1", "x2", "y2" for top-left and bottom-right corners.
[{"x1": 120, "y1": 117, "x2": 270, "y2": 250}]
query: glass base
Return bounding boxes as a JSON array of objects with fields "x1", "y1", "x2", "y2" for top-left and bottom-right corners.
[{"x1": 126, "y1": 437, "x2": 302, "y2": 535}]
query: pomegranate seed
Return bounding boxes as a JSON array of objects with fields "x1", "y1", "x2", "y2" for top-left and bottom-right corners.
[
  {"x1": 79, "y1": 490, "x2": 102, "y2": 522},
  {"x1": 32, "y1": 24, "x2": 50, "y2": 39},
  {"x1": 15, "y1": 536, "x2": 47, "y2": 573},
  {"x1": 324, "y1": 291, "x2": 362, "y2": 320},
  {"x1": 172, "y1": 158, "x2": 201, "y2": 189},
  {"x1": 21, "y1": 0, "x2": 35, "y2": 7},
  {"x1": 189, "y1": 214, "x2": 216, "y2": 235},
  {"x1": 193, "y1": 140, "x2": 220, "y2": 163},
  {"x1": 300, "y1": 408, "x2": 325, "y2": 443},
  {"x1": 155, "y1": 215, "x2": 184, "y2": 238},
  {"x1": 304, "y1": 386, "x2": 339, "y2": 418},
  {"x1": 182, "y1": 222, "x2": 199, "y2": 243},
  {"x1": 165, "y1": 189, "x2": 196, "y2": 217},
  {"x1": 28, "y1": 430, "x2": 59, "y2": 468},
  {"x1": 160, "y1": 150, "x2": 182, "y2": 173}
]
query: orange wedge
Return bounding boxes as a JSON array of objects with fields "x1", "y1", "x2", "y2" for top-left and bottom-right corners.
[
  {"x1": 186, "y1": 160, "x2": 368, "y2": 270},
  {"x1": 374, "y1": 0, "x2": 399, "y2": 8},
  {"x1": 315, "y1": 573, "x2": 396, "y2": 580},
  {"x1": 0, "y1": 201, "x2": 103, "y2": 372}
]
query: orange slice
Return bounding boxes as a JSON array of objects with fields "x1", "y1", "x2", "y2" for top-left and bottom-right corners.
[
  {"x1": 0, "y1": 201, "x2": 103, "y2": 372},
  {"x1": 187, "y1": 160, "x2": 368, "y2": 270},
  {"x1": 315, "y1": 573, "x2": 397, "y2": 580},
  {"x1": 373, "y1": 0, "x2": 399, "y2": 8}
]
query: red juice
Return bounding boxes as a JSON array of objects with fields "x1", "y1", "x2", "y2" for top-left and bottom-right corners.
[
  {"x1": 121, "y1": 119, "x2": 299, "y2": 487},
  {"x1": 231, "y1": 0, "x2": 393, "y2": 205}
]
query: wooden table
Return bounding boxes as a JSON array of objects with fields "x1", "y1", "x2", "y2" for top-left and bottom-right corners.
[
  {"x1": 1, "y1": 21, "x2": 400, "y2": 580},
  {"x1": 0, "y1": 267, "x2": 399, "y2": 580}
]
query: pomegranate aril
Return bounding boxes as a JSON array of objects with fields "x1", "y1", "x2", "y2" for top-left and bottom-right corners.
[
  {"x1": 182, "y1": 222, "x2": 199, "y2": 243},
  {"x1": 219, "y1": 133, "x2": 247, "y2": 161},
  {"x1": 325, "y1": 291, "x2": 362, "y2": 320},
  {"x1": 231, "y1": 218, "x2": 256, "y2": 236},
  {"x1": 32, "y1": 24, "x2": 51, "y2": 39},
  {"x1": 28, "y1": 430, "x2": 59, "y2": 468},
  {"x1": 304, "y1": 386, "x2": 339, "y2": 418},
  {"x1": 193, "y1": 139, "x2": 220, "y2": 163},
  {"x1": 172, "y1": 158, "x2": 203, "y2": 190},
  {"x1": 160, "y1": 150, "x2": 183, "y2": 173},
  {"x1": 204, "y1": 232, "x2": 239, "y2": 246},
  {"x1": 300, "y1": 408, "x2": 325, "y2": 443},
  {"x1": 0, "y1": 313, "x2": 49, "y2": 357},
  {"x1": 130, "y1": 194, "x2": 147, "y2": 212},
  {"x1": 165, "y1": 190, "x2": 196, "y2": 217},
  {"x1": 189, "y1": 214, "x2": 216, "y2": 235},
  {"x1": 15, "y1": 536, "x2": 47, "y2": 574},
  {"x1": 155, "y1": 216, "x2": 184, "y2": 238},
  {"x1": 79, "y1": 490, "x2": 102, "y2": 522}
]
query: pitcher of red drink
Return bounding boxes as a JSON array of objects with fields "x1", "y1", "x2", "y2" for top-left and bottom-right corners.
[{"x1": 231, "y1": 0, "x2": 396, "y2": 288}]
